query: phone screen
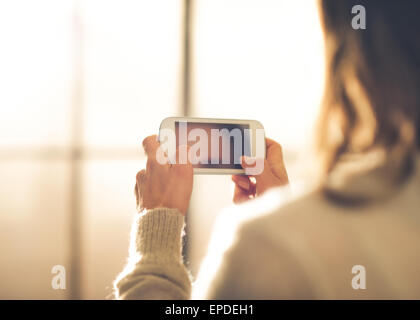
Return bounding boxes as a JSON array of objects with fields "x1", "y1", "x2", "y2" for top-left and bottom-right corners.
[{"x1": 175, "y1": 121, "x2": 251, "y2": 169}]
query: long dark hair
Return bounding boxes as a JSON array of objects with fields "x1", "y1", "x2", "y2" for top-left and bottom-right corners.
[{"x1": 316, "y1": 0, "x2": 420, "y2": 188}]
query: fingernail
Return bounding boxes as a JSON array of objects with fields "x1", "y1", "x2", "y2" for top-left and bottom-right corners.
[{"x1": 242, "y1": 156, "x2": 255, "y2": 165}]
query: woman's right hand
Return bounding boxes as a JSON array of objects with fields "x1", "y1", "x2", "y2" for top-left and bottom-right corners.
[
  {"x1": 134, "y1": 135, "x2": 193, "y2": 215},
  {"x1": 231, "y1": 138, "x2": 289, "y2": 204}
]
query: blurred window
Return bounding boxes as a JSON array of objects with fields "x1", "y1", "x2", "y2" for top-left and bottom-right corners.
[{"x1": 0, "y1": 0, "x2": 182, "y2": 299}]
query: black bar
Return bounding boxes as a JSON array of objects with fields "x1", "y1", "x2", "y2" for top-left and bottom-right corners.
[{"x1": 0, "y1": 300, "x2": 417, "y2": 318}]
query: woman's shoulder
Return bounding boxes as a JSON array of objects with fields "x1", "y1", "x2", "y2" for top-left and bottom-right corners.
[
  {"x1": 199, "y1": 185, "x2": 330, "y2": 299},
  {"x1": 209, "y1": 183, "x2": 332, "y2": 253},
  {"x1": 224, "y1": 183, "x2": 328, "y2": 232}
]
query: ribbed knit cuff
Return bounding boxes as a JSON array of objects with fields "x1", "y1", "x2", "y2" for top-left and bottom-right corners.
[{"x1": 135, "y1": 208, "x2": 185, "y2": 262}]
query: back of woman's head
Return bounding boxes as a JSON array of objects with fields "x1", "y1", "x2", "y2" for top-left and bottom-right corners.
[{"x1": 316, "y1": 0, "x2": 420, "y2": 186}]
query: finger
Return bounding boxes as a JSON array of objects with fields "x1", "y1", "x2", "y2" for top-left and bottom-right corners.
[
  {"x1": 233, "y1": 185, "x2": 252, "y2": 204},
  {"x1": 231, "y1": 175, "x2": 251, "y2": 190},
  {"x1": 265, "y1": 138, "x2": 286, "y2": 175},
  {"x1": 143, "y1": 135, "x2": 170, "y2": 172},
  {"x1": 240, "y1": 156, "x2": 269, "y2": 178},
  {"x1": 136, "y1": 169, "x2": 146, "y2": 184},
  {"x1": 135, "y1": 169, "x2": 146, "y2": 211},
  {"x1": 173, "y1": 145, "x2": 191, "y2": 165},
  {"x1": 142, "y1": 135, "x2": 160, "y2": 161},
  {"x1": 134, "y1": 182, "x2": 139, "y2": 207},
  {"x1": 265, "y1": 137, "x2": 281, "y2": 149},
  {"x1": 170, "y1": 146, "x2": 193, "y2": 186},
  {"x1": 172, "y1": 145, "x2": 192, "y2": 171}
]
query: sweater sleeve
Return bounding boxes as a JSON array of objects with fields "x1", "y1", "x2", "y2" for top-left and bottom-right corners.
[
  {"x1": 114, "y1": 208, "x2": 191, "y2": 300},
  {"x1": 114, "y1": 189, "x2": 309, "y2": 300}
]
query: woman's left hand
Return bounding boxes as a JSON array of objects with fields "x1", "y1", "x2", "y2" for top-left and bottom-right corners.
[
  {"x1": 231, "y1": 137, "x2": 289, "y2": 204},
  {"x1": 134, "y1": 135, "x2": 193, "y2": 216}
]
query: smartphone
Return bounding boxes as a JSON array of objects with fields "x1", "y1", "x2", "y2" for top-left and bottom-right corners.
[{"x1": 158, "y1": 117, "x2": 266, "y2": 174}]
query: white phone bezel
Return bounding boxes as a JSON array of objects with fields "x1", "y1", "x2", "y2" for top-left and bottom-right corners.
[{"x1": 158, "y1": 117, "x2": 266, "y2": 175}]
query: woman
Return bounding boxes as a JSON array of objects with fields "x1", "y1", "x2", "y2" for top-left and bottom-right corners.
[{"x1": 114, "y1": 0, "x2": 420, "y2": 299}]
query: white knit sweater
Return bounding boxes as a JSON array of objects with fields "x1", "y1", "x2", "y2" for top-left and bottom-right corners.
[{"x1": 114, "y1": 156, "x2": 420, "y2": 299}]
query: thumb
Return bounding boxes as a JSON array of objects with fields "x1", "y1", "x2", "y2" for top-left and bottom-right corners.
[
  {"x1": 265, "y1": 138, "x2": 286, "y2": 179},
  {"x1": 241, "y1": 156, "x2": 268, "y2": 178}
]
